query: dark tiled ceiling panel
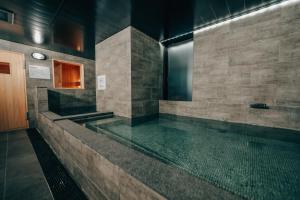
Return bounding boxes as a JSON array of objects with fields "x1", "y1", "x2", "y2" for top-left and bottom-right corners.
[
  {"x1": 0, "y1": 0, "x2": 95, "y2": 59},
  {"x1": 0, "y1": 0, "x2": 283, "y2": 59},
  {"x1": 131, "y1": 0, "x2": 166, "y2": 41},
  {"x1": 94, "y1": 0, "x2": 131, "y2": 44},
  {"x1": 164, "y1": 0, "x2": 194, "y2": 39},
  {"x1": 53, "y1": 0, "x2": 95, "y2": 56},
  {"x1": 165, "y1": 0, "x2": 283, "y2": 40}
]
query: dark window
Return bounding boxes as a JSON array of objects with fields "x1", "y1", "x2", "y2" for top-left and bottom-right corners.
[
  {"x1": 0, "y1": 11, "x2": 8, "y2": 22},
  {"x1": 0, "y1": 62, "x2": 10, "y2": 74}
]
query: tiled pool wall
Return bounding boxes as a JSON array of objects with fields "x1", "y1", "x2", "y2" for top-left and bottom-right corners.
[
  {"x1": 159, "y1": 113, "x2": 300, "y2": 143},
  {"x1": 37, "y1": 113, "x2": 167, "y2": 200},
  {"x1": 0, "y1": 39, "x2": 96, "y2": 128},
  {"x1": 160, "y1": 1, "x2": 300, "y2": 131}
]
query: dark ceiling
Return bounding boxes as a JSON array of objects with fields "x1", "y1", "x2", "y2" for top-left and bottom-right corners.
[{"x1": 0, "y1": 0, "x2": 282, "y2": 59}]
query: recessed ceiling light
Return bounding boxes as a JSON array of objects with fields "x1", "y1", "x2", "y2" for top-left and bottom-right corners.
[
  {"x1": 31, "y1": 52, "x2": 47, "y2": 60},
  {"x1": 32, "y1": 30, "x2": 44, "y2": 44}
]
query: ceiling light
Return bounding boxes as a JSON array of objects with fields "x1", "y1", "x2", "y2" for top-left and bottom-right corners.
[
  {"x1": 32, "y1": 30, "x2": 44, "y2": 44},
  {"x1": 31, "y1": 52, "x2": 47, "y2": 60}
]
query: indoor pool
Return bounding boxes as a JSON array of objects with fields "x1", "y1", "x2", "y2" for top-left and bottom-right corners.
[{"x1": 80, "y1": 115, "x2": 300, "y2": 200}]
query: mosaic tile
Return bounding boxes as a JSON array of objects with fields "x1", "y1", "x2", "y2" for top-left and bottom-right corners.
[{"x1": 84, "y1": 116, "x2": 300, "y2": 200}]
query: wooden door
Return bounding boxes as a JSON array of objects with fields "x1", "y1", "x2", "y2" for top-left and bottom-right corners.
[{"x1": 0, "y1": 50, "x2": 28, "y2": 132}]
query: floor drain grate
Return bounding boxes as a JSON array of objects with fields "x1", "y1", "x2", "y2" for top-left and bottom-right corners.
[{"x1": 27, "y1": 129, "x2": 88, "y2": 200}]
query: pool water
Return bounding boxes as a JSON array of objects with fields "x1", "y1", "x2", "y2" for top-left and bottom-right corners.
[{"x1": 83, "y1": 115, "x2": 300, "y2": 200}]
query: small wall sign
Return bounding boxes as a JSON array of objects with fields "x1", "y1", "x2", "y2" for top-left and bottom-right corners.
[
  {"x1": 29, "y1": 65, "x2": 50, "y2": 80},
  {"x1": 97, "y1": 75, "x2": 106, "y2": 90}
]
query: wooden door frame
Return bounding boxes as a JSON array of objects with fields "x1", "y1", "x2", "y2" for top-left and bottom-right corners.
[{"x1": 0, "y1": 50, "x2": 29, "y2": 131}]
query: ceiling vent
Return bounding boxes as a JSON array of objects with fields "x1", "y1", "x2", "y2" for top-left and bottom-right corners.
[{"x1": 0, "y1": 8, "x2": 14, "y2": 24}]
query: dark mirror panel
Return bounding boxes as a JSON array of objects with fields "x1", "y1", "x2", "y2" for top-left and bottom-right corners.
[
  {"x1": 166, "y1": 40, "x2": 193, "y2": 101},
  {"x1": 53, "y1": 19, "x2": 84, "y2": 52}
]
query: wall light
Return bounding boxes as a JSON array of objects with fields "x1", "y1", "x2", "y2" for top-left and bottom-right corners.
[{"x1": 31, "y1": 52, "x2": 47, "y2": 60}]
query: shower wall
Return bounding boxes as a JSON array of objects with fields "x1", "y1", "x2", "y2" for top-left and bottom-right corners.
[{"x1": 160, "y1": 2, "x2": 300, "y2": 130}]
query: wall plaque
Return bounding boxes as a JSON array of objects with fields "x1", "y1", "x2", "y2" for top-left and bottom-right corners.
[
  {"x1": 29, "y1": 65, "x2": 51, "y2": 80},
  {"x1": 97, "y1": 75, "x2": 106, "y2": 90}
]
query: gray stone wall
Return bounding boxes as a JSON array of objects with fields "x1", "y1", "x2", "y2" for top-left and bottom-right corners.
[
  {"x1": 131, "y1": 27, "x2": 163, "y2": 118},
  {"x1": 96, "y1": 27, "x2": 132, "y2": 118},
  {"x1": 160, "y1": 2, "x2": 300, "y2": 130},
  {"x1": 96, "y1": 27, "x2": 162, "y2": 119},
  {"x1": 0, "y1": 39, "x2": 96, "y2": 127}
]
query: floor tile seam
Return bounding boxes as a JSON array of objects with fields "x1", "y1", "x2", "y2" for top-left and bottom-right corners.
[
  {"x1": 2, "y1": 134, "x2": 8, "y2": 200},
  {"x1": 27, "y1": 129, "x2": 55, "y2": 200},
  {"x1": 6, "y1": 154, "x2": 38, "y2": 162}
]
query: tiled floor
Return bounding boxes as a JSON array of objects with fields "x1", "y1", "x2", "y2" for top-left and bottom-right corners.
[{"x1": 0, "y1": 130, "x2": 53, "y2": 200}]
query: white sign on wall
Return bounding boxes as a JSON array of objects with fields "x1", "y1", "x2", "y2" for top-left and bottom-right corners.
[
  {"x1": 97, "y1": 75, "x2": 106, "y2": 90},
  {"x1": 29, "y1": 65, "x2": 51, "y2": 80}
]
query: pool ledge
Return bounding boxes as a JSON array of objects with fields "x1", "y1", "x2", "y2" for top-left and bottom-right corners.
[
  {"x1": 37, "y1": 112, "x2": 241, "y2": 200},
  {"x1": 40, "y1": 111, "x2": 113, "y2": 122}
]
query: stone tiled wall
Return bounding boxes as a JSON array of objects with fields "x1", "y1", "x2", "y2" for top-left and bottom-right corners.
[
  {"x1": 0, "y1": 39, "x2": 96, "y2": 127},
  {"x1": 96, "y1": 27, "x2": 162, "y2": 119},
  {"x1": 160, "y1": 2, "x2": 300, "y2": 130},
  {"x1": 131, "y1": 27, "x2": 163, "y2": 118},
  {"x1": 96, "y1": 27, "x2": 132, "y2": 118}
]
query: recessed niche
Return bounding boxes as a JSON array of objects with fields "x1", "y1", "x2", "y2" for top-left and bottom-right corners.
[
  {"x1": 53, "y1": 60, "x2": 84, "y2": 89},
  {"x1": 0, "y1": 62, "x2": 10, "y2": 74}
]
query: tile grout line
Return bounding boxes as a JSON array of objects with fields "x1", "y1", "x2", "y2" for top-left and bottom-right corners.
[{"x1": 2, "y1": 134, "x2": 8, "y2": 200}]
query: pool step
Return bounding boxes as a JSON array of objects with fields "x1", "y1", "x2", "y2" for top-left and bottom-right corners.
[
  {"x1": 53, "y1": 112, "x2": 114, "y2": 122},
  {"x1": 72, "y1": 114, "x2": 114, "y2": 123},
  {"x1": 87, "y1": 117, "x2": 121, "y2": 125}
]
